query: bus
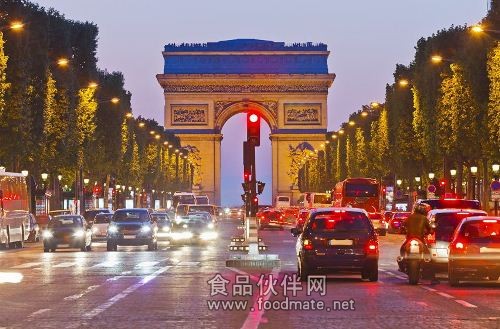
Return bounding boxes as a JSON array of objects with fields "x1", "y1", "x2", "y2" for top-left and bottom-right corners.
[
  {"x1": 333, "y1": 178, "x2": 381, "y2": 214},
  {"x1": 0, "y1": 171, "x2": 30, "y2": 248}
]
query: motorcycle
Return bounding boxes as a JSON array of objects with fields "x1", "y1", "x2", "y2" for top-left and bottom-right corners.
[{"x1": 397, "y1": 237, "x2": 429, "y2": 285}]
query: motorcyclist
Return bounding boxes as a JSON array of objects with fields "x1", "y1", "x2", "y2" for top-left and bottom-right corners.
[{"x1": 400, "y1": 203, "x2": 432, "y2": 259}]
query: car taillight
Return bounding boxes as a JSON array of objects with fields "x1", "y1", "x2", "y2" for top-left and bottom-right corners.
[
  {"x1": 427, "y1": 232, "x2": 436, "y2": 244},
  {"x1": 450, "y1": 240, "x2": 467, "y2": 254},
  {"x1": 365, "y1": 240, "x2": 378, "y2": 254},
  {"x1": 303, "y1": 239, "x2": 313, "y2": 250}
]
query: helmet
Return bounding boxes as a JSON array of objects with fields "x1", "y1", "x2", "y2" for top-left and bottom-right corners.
[{"x1": 413, "y1": 203, "x2": 430, "y2": 215}]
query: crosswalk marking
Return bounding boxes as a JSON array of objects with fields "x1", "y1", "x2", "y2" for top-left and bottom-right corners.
[
  {"x1": 52, "y1": 262, "x2": 76, "y2": 268},
  {"x1": 91, "y1": 261, "x2": 119, "y2": 268},
  {"x1": 135, "y1": 261, "x2": 159, "y2": 268},
  {"x1": 11, "y1": 262, "x2": 42, "y2": 269}
]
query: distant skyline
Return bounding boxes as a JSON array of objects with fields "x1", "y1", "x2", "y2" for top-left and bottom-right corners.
[{"x1": 33, "y1": 0, "x2": 489, "y2": 205}]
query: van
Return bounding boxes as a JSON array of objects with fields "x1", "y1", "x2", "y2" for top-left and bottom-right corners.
[
  {"x1": 298, "y1": 192, "x2": 332, "y2": 209},
  {"x1": 275, "y1": 195, "x2": 291, "y2": 208}
]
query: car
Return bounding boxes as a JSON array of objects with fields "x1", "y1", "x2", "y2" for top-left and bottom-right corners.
[
  {"x1": 388, "y1": 212, "x2": 410, "y2": 234},
  {"x1": 258, "y1": 209, "x2": 285, "y2": 230},
  {"x1": 291, "y1": 207, "x2": 378, "y2": 282},
  {"x1": 416, "y1": 198, "x2": 481, "y2": 211},
  {"x1": 383, "y1": 211, "x2": 393, "y2": 222},
  {"x1": 170, "y1": 213, "x2": 218, "y2": 243},
  {"x1": 151, "y1": 212, "x2": 173, "y2": 240},
  {"x1": 425, "y1": 208, "x2": 487, "y2": 277},
  {"x1": 282, "y1": 207, "x2": 300, "y2": 225},
  {"x1": 448, "y1": 216, "x2": 500, "y2": 286},
  {"x1": 195, "y1": 195, "x2": 210, "y2": 205},
  {"x1": 91, "y1": 213, "x2": 113, "y2": 240},
  {"x1": 296, "y1": 209, "x2": 310, "y2": 229},
  {"x1": 84, "y1": 208, "x2": 112, "y2": 224},
  {"x1": 369, "y1": 213, "x2": 387, "y2": 236},
  {"x1": 227, "y1": 207, "x2": 244, "y2": 220},
  {"x1": 42, "y1": 215, "x2": 92, "y2": 252},
  {"x1": 275, "y1": 195, "x2": 291, "y2": 208},
  {"x1": 106, "y1": 208, "x2": 158, "y2": 251}
]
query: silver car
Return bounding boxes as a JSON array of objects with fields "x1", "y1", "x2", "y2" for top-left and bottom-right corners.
[{"x1": 426, "y1": 208, "x2": 487, "y2": 275}]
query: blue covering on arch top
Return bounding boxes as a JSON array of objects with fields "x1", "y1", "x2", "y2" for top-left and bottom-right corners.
[{"x1": 163, "y1": 39, "x2": 329, "y2": 75}]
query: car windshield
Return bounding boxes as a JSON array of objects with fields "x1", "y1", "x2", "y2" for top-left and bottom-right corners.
[
  {"x1": 345, "y1": 183, "x2": 378, "y2": 197},
  {"x1": 189, "y1": 206, "x2": 214, "y2": 214},
  {"x1": 174, "y1": 195, "x2": 195, "y2": 205},
  {"x1": 459, "y1": 221, "x2": 500, "y2": 242},
  {"x1": 313, "y1": 194, "x2": 331, "y2": 204},
  {"x1": 278, "y1": 197, "x2": 289, "y2": 202},
  {"x1": 113, "y1": 211, "x2": 150, "y2": 222},
  {"x1": 308, "y1": 211, "x2": 371, "y2": 232},
  {"x1": 49, "y1": 216, "x2": 82, "y2": 228},
  {"x1": 94, "y1": 214, "x2": 112, "y2": 224},
  {"x1": 195, "y1": 197, "x2": 209, "y2": 204},
  {"x1": 186, "y1": 214, "x2": 211, "y2": 224},
  {"x1": 152, "y1": 214, "x2": 170, "y2": 222},
  {"x1": 435, "y1": 212, "x2": 485, "y2": 241}
]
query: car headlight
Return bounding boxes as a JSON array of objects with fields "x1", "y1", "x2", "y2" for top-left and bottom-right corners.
[
  {"x1": 200, "y1": 231, "x2": 218, "y2": 240},
  {"x1": 73, "y1": 229, "x2": 85, "y2": 238},
  {"x1": 42, "y1": 230, "x2": 53, "y2": 239},
  {"x1": 182, "y1": 224, "x2": 188, "y2": 229},
  {"x1": 171, "y1": 231, "x2": 193, "y2": 240},
  {"x1": 108, "y1": 225, "x2": 118, "y2": 233},
  {"x1": 207, "y1": 223, "x2": 214, "y2": 229},
  {"x1": 140, "y1": 226, "x2": 151, "y2": 233},
  {"x1": 162, "y1": 226, "x2": 171, "y2": 232}
]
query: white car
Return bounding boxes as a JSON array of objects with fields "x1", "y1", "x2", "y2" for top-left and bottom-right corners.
[{"x1": 91, "y1": 213, "x2": 113, "y2": 240}]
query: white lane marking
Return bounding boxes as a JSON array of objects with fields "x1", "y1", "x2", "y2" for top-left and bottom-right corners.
[
  {"x1": 135, "y1": 261, "x2": 159, "y2": 268},
  {"x1": 106, "y1": 271, "x2": 133, "y2": 282},
  {"x1": 282, "y1": 240, "x2": 295, "y2": 243},
  {"x1": 177, "y1": 261, "x2": 200, "y2": 266},
  {"x1": 53, "y1": 262, "x2": 76, "y2": 268},
  {"x1": 64, "y1": 285, "x2": 101, "y2": 301},
  {"x1": 91, "y1": 261, "x2": 119, "y2": 268},
  {"x1": 11, "y1": 262, "x2": 42, "y2": 269},
  {"x1": 227, "y1": 267, "x2": 260, "y2": 282},
  {"x1": 83, "y1": 266, "x2": 171, "y2": 319},
  {"x1": 437, "y1": 292, "x2": 455, "y2": 299},
  {"x1": 28, "y1": 308, "x2": 50, "y2": 317},
  {"x1": 420, "y1": 286, "x2": 437, "y2": 292},
  {"x1": 455, "y1": 300, "x2": 478, "y2": 308},
  {"x1": 241, "y1": 268, "x2": 280, "y2": 329}
]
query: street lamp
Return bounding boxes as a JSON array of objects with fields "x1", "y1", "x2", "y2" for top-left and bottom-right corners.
[
  {"x1": 431, "y1": 55, "x2": 443, "y2": 64},
  {"x1": 450, "y1": 169, "x2": 457, "y2": 194},
  {"x1": 9, "y1": 21, "x2": 24, "y2": 31},
  {"x1": 88, "y1": 82, "x2": 98, "y2": 89},
  {"x1": 41, "y1": 173, "x2": 48, "y2": 181},
  {"x1": 396, "y1": 179, "x2": 402, "y2": 187},
  {"x1": 470, "y1": 166, "x2": 478, "y2": 200},
  {"x1": 21, "y1": 170, "x2": 28, "y2": 177},
  {"x1": 57, "y1": 58, "x2": 69, "y2": 67},
  {"x1": 83, "y1": 178, "x2": 90, "y2": 185},
  {"x1": 398, "y1": 79, "x2": 409, "y2": 87},
  {"x1": 415, "y1": 176, "x2": 421, "y2": 183},
  {"x1": 428, "y1": 172, "x2": 435, "y2": 180},
  {"x1": 348, "y1": 120, "x2": 355, "y2": 126}
]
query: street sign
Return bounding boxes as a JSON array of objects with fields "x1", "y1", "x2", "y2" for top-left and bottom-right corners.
[
  {"x1": 427, "y1": 184, "x2": 436, "y2": 193},
  {"x1": 491, "y1": 181, "x2": 500, "y2": 191}
]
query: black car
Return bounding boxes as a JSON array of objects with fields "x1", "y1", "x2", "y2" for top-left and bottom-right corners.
[
  {"x1": 106, "y1": 209, "x2": 158, "y2": 251},
  {"x1": 291, "y1": 208, "x2": 379, "y2": 282},
  {"x1": 416, "y1": 198, "x2": 481, "y2": 211},
  {"x1": 42, "y1": 215, "x2": 92, "y2": 252},
  {"x1": 151, "y1": 212, "x2": 173, "y2": 240}
]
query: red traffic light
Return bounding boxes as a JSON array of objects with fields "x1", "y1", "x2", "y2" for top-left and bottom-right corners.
[
  {"x1": 253, "y1": 197, "x2": 258, "y2": 203},
  {"x1": 440, "y1": 179, "x2": 446, "y2": 186},
  {"x1": 247, "y1": 112, "x2": 261, "y2": 146},
  {"x1": 249, "y1": 113, "x2": 259, "y2": 123}
]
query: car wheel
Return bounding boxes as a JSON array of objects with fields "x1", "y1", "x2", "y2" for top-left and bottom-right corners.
[
  {"x1": 86, "y1": 244, "x2": 92, "y2": 252},
  {"x1": 408, "y1": 260, "x2": 420, "y2": 285},
  {"x1": 51, "y1": 248, "x2": 56, "y2": 252},
  {"x1": 80, "y1": 246, "x2": 86, "y2": 252},
  {"x1": 448, "y1": 268, "x2": 460, "y2": 287}
]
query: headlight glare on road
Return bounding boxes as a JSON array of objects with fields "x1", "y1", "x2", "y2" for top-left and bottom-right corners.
[
  {"x1": 108, "y1": 225, "x2": 118, "y2": 233},
  {"x1": 207, "y1": 223, "x2": 214, "y2": 229},
  {"x1": 200, "y1": 231, "x2": 218, "y2": 240},
  {"x1": 73, "y1": 229, "x2": 85, "y2": 238},
  {"x1": 140, "y1": 226, "x2": 151, "y2": 233},
  {"x1": 42, "y1": 230, "x2": 53, "y2": 239},
  {"x1": 162, "y1": 226, "x2": 171, "y2": 232},
  {"x1": 171, "y1": 231, "x2": 193, "y2": 240}
]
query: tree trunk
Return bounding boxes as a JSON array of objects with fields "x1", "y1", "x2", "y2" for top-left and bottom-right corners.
[
  {"x1": 482, "y1": 159, "x2": 490, "y2": 212},
  {"x1": 456, "y1": 160, "x2": 464, "y2": 198}
]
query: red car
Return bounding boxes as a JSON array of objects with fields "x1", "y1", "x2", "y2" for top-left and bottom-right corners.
[
  {"x1": 258, "y1": 210, "x2": 285, "y2": 230},
  {"x1": 388, "y1": 212, "x2": 411, "y2": 234},
  {"x1": 296, "y1": 209, "x2": 310, "y2": 229}
]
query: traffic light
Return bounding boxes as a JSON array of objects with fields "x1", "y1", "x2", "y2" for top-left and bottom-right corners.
[
  {"x1": 257, "y1": 181, "x2": 265, "y2": 195},
  {"x1": 247, "y1": 112, "x2": 260, "y2": 146}
]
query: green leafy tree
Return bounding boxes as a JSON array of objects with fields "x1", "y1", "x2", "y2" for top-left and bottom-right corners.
[
  {"x1": 487, "y1": 42, "x2": 500, "y2": 160},
  {"x1": 0, "y1": 32, "x2": 9, "y2": 118},
  {"x1": 354, "y1": 128, "x2": 368, "y2": 176},
  {"x1": 76, "y1": 86, "x2": 97, "y2": 168}
]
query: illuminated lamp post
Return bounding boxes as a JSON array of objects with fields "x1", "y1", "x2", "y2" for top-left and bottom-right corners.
[
  {"x1": 493, "y1": 164, "x2": 499, "y2": 216},
  {"x1": 450, "y1": 169, "x2": 457, "y2": 195},
  {"x1": 470, "y1": 166, "x2": 478, "y2": 200}
]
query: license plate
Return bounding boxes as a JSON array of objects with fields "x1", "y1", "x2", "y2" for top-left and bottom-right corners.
[
  {"x1": 480, "y1": 247, "x2": 500, "y2": 253},
  {"x1": 329, "y1": 239, "x2": 353, "y2": 246},
  {"x1": 410, "y1": 245, "x2": 420, "y2": 253},
  {"x1": 436, "y1": 249, "x2": 448, "y2": 257},
  {"x1": 123, "y1": 235, "x2": 135, "y2": 239}
]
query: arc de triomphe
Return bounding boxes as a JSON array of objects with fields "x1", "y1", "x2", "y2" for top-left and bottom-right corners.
[{"x1": 157, "y1": 39, "x2": 335, "y2": 205}]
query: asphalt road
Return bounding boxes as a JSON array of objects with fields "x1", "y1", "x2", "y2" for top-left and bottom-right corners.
[{"x1": 0, "y1": 220, "x2": 499, "y2": 329}]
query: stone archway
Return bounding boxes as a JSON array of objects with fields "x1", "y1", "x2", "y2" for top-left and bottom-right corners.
[{"x1": 157, "y1": 39, "x2": 335, "y2": 205}]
